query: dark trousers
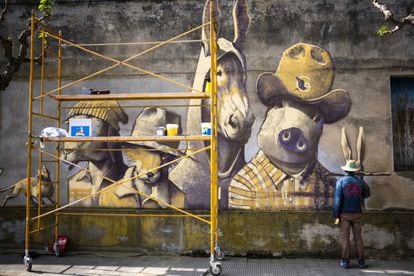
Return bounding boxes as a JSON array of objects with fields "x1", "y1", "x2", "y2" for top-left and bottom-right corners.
[{"x1": 339, "y1": 212, "x2": 364, "y2": 260}]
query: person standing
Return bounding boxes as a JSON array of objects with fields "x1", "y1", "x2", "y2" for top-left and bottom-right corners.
[{"x1": 333, "y1": 159, "x2": 371, "y2": 269}]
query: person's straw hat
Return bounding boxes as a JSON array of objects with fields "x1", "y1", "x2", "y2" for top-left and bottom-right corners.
[
  {"x1": 66, "y1": 100, "x2": 128, "y2": 131},
  {"x1": 256, "y1": 43, "x2": 351, "y2": 124},
  {"x1": 341, "y1": 159, "x2": 361, "y2": 172},
  {"x1": 126, "y1": 107, "x2": 182, "y2": 156}
]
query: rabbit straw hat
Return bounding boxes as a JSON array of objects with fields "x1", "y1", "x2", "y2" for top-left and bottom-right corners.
[
  {"x1": 257, "y1": 43, "x2": 351, "y2": 124},
  {"x1": 341, "y1": 159, "x2": 361, "y2": 172}
]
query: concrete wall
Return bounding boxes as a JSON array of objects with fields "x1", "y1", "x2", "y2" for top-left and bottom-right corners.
[
  {"x1": 0, "y1": 208, "x2": 413, "y2": 259},
  {"x1": 0, "y1": 0, "x2": 414, "y2": 257}
]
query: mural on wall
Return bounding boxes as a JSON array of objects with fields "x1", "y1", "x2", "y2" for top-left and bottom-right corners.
[
  {"x1": 169, "y1": 0, "x2": 255, "y2": 209},
  {"x1": 121, "y1": 107, "x2": 185, "y2": 209},
  {"x1": 59, "y1": 0, "x2": 255, "y2": 210},
  {"x1": 1, "y1": 165, "x2": 54, "y2": 207},
  {"x1": 0, "y1": 1, "x2": 358, "y2": 211},
  {"x1": 63, "y1": 102, "x2": 184, "y2": 208},
  {"x1": 228, "y1": 43, "x2": 351, "y2": 210},
  {"x1": 63, "y1": 100, "x2": 130, "y2": 207}
]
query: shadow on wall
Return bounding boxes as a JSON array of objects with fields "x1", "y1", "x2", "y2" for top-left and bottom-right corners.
[{"x1": 366, "y1": 175, "x2": 414, "y2": 210}]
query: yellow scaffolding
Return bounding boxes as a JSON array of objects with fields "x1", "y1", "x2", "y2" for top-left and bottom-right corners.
[{"x1": 23, "y1": 2, "x2": 222, "y2": 275}]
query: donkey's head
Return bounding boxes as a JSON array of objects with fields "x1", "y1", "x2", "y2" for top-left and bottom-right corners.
[{"x1": 201, "y1": 0, "x2": 255, "y2": 143}]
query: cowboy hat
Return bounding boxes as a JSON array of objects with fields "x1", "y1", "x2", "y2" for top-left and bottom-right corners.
[
  {"x1": 125, "y1": 107, "x2": 182, "y2": 156},
  {"x1": 341, "y1": 159, "x2": 361, "y2": 172},
  {"x1": 257, "y1": 43, "x2": 351, "y2": 124}
]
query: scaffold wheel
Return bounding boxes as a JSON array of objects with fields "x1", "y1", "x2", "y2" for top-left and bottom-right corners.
[
  {"x1": 209, "y1": 262, "x2": 222, "y2": 276},
  {"x1": 23, "y1": 256, "x2": 32, "y2": 271},
  {"x1": 214, "y1": 246, "x2": 224, "y2": 260},
  {"x1": 53, "y1": 242, "x2": 61, "y2": 257}
]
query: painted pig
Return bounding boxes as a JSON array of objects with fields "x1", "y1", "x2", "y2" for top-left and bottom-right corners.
[{"x1": 229, "y1": 43, "x2": 351, "y2": 210}]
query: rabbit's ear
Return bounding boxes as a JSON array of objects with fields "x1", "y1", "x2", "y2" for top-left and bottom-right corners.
[
  {"x1": 356, "y1": 126, "x2": 364, "y2": 166},
  {"x1": 341, "y1": 127, "x2": 352, "y2": 161}
]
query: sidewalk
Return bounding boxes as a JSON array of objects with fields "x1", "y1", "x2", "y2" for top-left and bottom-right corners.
[{"x1": 0, "y1": 251, "x2": 413, "y2": 276}]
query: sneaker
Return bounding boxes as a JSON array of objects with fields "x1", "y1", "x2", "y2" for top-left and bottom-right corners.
[
  {"x1": 340, "y1": 259, "x2": 350, "y2": 269},
  {"x1": 358, "y1": 259, "x2": 367, "y2": 268}
]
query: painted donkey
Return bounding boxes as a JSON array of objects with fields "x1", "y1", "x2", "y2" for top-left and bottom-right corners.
[{"x1": 169, "y1": 0, "x2": 255, "y2": 209}]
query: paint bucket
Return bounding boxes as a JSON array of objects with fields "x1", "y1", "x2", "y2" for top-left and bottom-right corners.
[
  {"x1": 50, "y1": 235, "x2": 68, "y2": 256},
  {"x1": 201, "y1": 122, "x2": 212, "y2": 136},
  {"x1": 205, "y1": 80, "x2": 211, "y2": 95},
  {"x1": 166, "y1": 124, "x2": 179, "y2": 136},
  {"x1": 156, "y1": 126, "x2": 166, "y2": 136}
]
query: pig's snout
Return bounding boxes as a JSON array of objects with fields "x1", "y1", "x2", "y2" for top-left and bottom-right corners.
[{"x1": 278, "y1": 127, "x2": 309, "y2": 154}]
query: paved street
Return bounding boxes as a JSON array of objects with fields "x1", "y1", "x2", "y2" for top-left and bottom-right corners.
[{"x1": 0, "y1": 252, "x2": 413, "y2": 275}]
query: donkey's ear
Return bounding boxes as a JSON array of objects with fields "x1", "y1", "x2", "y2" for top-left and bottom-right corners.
[
  {"x1": 202, "y1": 0, "x2": 221, "y2": 57},
  {"x1": 356, "y1": 126, "x2": 364, "y2": 166},
  {"x1": 341, "y1": 127, "x2": 352, "y2": 161},
  {"x1": 233, "y1": 0, "x2": 249, "y2": 49}
]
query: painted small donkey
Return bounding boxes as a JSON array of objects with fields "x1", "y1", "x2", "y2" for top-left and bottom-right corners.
[{"x1": 0, "y1": 166, "x2": 54, "y2": 207}]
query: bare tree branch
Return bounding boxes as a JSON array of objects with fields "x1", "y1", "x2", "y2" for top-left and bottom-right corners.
[
  {"x1": 0, "y1": 0, "x2": 26, "y2": 90},
  {"x1": 372, "y1": 0, "x2": 395, "y2": 21},
  {"x1": 372, "y1": 0, "x2": 414, "y2": 35},
  {"x1": 0, "y1": 0, "x2": 50, "y2": 90},
  {"x1": 0, "y1": 42, "x2": 20, "y2": 90},
  {"x1": 0, "y1": 0, "x2": 21, "y2": 90},
  {"x1": 401, "y1": 14, "x2": 414, "y2": 24},
  {"x1": 0, "y1": 0, "x2": 9, "y2": 24}
]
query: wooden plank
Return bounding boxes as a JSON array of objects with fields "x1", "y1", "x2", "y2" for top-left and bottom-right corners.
[
  {"x1": 51, "y1": 92, "x2": 209, "y2": 101},
  {"x1": 44, "y1": 135, "x2": 211, "y2": 142}
]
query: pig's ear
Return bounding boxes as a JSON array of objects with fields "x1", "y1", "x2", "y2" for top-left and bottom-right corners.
[
  {"x1": 356, "y1": 126, "x2": 364, "y2": 167},
  {"x1": 341, "y1": 127, "x2": 352, "y2": 161}
]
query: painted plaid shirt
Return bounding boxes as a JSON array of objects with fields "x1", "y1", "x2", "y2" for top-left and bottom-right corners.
[{"x1": 228, "y1": 150, "x2": 336, "y2": 210}]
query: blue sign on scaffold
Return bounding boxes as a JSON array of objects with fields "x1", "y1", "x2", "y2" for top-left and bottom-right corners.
[{"x1": 69, "y1": 118, "x2": 92, "y2": 137}]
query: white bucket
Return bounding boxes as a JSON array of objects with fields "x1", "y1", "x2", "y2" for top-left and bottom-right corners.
[{"x1": 156, "y1": 126, "x2": 166, "y2": 136}]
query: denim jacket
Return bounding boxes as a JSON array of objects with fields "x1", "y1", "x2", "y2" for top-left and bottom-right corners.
[{"x1": 332, "y1": 174, "x2": 371, "y2": 218}]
